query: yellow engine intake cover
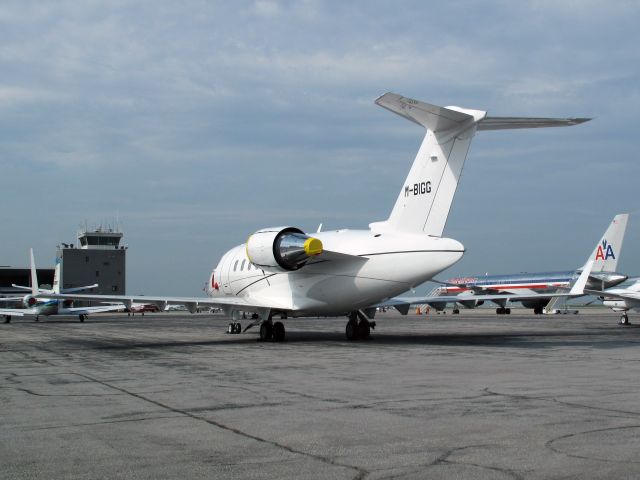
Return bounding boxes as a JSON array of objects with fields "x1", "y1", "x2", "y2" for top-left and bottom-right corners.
[{"x1": 303, "y1": 237, "x2": 323, "y2": 256}]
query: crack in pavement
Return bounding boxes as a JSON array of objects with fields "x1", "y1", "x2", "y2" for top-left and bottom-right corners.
[
  {"x1": 379, "y1": 444, "x2": 524, "y2": 480},
  {"x1": 22, "y1": 415, "x2": 182, "y2": 431},
  {"x1": 484, "y1": 387, "x2": 640, "y2": 419},
  {"x1": 545, "y1": 424, "x2": 640, "y2": 464},
  {"x1": 73, "y1": 372, "x2": 370, "y2": 480}
]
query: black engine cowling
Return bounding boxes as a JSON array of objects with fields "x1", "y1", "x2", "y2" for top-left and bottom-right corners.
[{"x1": 246, "y1": 227, "x2": 323, "y2": 272}]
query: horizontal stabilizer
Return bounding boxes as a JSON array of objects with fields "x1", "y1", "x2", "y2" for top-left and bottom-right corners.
[{"x1": 478, "y1": 116, "x2": 591, "y2": 130}]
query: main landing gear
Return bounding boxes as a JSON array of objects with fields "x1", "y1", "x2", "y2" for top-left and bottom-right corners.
[
  {"x1": 345, "y1": 311, "x2": 376, "y2": 341},
  {"x1": 259, "y1": 316, "x2": 286, "y2": 342},
  {"x1": 619, "y1": 313, "x2": 630, "y2": 325},
  {"x1": 496, "y1": 308, "x2": 511, "y2": 315}
]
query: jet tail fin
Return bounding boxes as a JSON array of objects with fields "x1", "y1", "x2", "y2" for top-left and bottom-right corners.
[
  {"x1": 30, "y1": 248, "x2": 38, "y2": 295},
  {"x1": 583, "y1": 213, "x2": 628, "y2": 273},
  {"x1": 370, "y1": 92, "x2": 590, "y2": 236}
]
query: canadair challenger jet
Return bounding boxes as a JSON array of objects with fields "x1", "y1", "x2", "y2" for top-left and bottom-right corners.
[
  {"x1": 0, "y1": 249, "x2": 123, "y2": 323},
  {"x1": 29, "y1": 93, "x2": 590, "y2": 340}
]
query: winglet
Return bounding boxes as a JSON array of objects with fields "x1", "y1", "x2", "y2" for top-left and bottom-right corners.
[{"x1": 570, "y1": 260, "x2": 593, "y2": 295}]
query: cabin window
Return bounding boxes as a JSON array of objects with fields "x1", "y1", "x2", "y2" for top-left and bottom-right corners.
[
  {"x1": 233, "y1": 260, "x2": 238, "y2": 271},
  {"x1": 241, "y1": 260, "x2": 246, "y2": 271}
]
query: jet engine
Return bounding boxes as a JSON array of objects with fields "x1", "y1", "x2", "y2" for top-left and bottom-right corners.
[
  {"x1": 246, "y1": 227, "x2": 323, "y2": 272},
  {"x1": 23, "y1": 295, "x2": 37, "y2": 308}
]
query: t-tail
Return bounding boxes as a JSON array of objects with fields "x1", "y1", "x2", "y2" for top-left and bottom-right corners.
[
  {"x1": 11, "y1": 248, "x2": 41, "y2": 294},
  {"x1": 12, "y1": 249, "x2": 98, "y2": 295},
  {"x1": 369, "y1": 93, "x2": 590, "y2": 236},
  {"x1": 583, "y1": 213, "x2": 628, "y2": 273}
]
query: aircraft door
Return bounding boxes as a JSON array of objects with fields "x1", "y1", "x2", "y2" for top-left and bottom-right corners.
[{"x1": 219, "y1": 252, "x2": 233, "y2": 294}]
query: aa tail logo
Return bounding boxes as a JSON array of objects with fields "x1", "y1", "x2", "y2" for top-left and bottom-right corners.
[{"x1": 595, "y1": 240, "x2": 615, "y2": 261}]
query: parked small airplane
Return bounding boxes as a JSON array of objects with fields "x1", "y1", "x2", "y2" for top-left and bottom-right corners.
[
  {"x1": 34, "y1": 93, "x2": 590, "y2": 340},
  {"x1": 0, "y1": 249, "x2": 123, "y2": 323},
  {"x1": 427, "y1": 214, "x2": 628, "y2": 314},
  {"x1": 586, "y1": 279, "x2": 640, "y2": 325}
]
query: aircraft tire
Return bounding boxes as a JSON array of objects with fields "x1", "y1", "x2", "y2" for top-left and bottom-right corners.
[
  {"x1": 4, "y1": 315, "x2": 10, "y2": 324},
  {"x1": 79, "y1": 314, "x2": 86, "y2": 323},
  {"x1": 620, "y1": 314, "x2": 629, "y2": 325},
  {"x1": 496, "y1": 308, "x2": 503, "y2": 315},
  {"x1": 259, "y1": 321, "x2": 273, "y2": 341},
  {"x1": 453, "y1": 308, "x2": 460, "y2": 314},
  {"x1": 235, "y1": 322, "x2": 242, "y2": 334},
  {"x1": 505, "y1": 308, "x2": 511, "y2": 315},
  {"x1": 35, "y1": 316, "x2": 39, "y2": 322},
  {"x1": 273, "y1": 321, "x2": 285, "y2": 342},
  {"x1": 357, "y1": 320, "x2": 371, "y2": 339},
  {"x1": 346, "y1": 321, "x2": 358, "y2": 341}
]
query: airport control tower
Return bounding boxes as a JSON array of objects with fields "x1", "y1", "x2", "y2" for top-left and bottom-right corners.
[{"x1": 57, "y1": 226, "x2": 127, "y2": 301}]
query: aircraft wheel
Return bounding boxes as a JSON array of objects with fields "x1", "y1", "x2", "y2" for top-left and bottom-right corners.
[
  {"x1": 346, "y1": 321, "x2": 358, "y2": 341},
  {"x1": 35, "y1": 316, "x2": 39, "y2": 322},
  {"x1": 79, "y1": 314, "x2": 86, "y2": 323},
  {"x1": 357, "y1": 319, "x2": 371, "y2": 339},
  {"x1": 234, "y1": 322, "x2": 242, "y2": 334},
  {"x1": 228, "y1": 322, "x2": 234, "y2": 334},
  {"x1": 505, "y1": 308, "x2": 511, "y2": 315},
  {"x1": 259, "y1": 321, "x2": 273, "y2": 341},
  {"x1": 273, "y1": 321, "x2": 286, "y2": 342},
  {"x1": 533, "y1": 307, "x2": 542, "y2": 315},
  {"x1": 620, "y1": 314, "x2": 630, "y2": 325},
  {"x1": 4, "y1": 315, "x2": 10, "y2": 324},
  {"x1": 496, "y1": 308, "x2": 504, "y2": 315},
  {"x1": 453, "y1": 308, "x2": 460, "y2": 315}
]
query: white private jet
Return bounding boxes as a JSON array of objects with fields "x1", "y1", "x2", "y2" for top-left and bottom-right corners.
[
  {"x1": 32, "y1": 93, "x2": 590, "y2": 340},
  {"x1": 0, "y1": 249, "x2": 124, "y2": 323},
  {"x1": 587, "y1": 280, "x2": 640, "y2": 325}
]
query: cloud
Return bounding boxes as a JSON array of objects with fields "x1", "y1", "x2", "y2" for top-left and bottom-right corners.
[{"x1": 1, "y1": 1, "x2": 640, "y2": 293}]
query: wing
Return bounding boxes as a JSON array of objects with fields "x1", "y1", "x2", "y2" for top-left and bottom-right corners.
[
  {"x1": 584, "y1": 289, "x2": 640, "y2": 301},
  {"x1": 63, "y1": 304, "x2": 126, "y2": 315},
  {"x1": 379, "y1": 263, "x2": 593, "y2": 313},
  {"x1": 36, "y1": 293, "x2": 292, "y2": 314},
  {"x1": 0, "y1": 308, "x2": 27, "y2": 317}
]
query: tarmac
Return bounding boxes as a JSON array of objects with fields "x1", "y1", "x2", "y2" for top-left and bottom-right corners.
[{"x1": 1, "y1": 309, "x2": 640, "y2": 479}]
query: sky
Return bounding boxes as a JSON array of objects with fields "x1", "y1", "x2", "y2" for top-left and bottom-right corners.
[{"x1": 2, "y1": 0, "x2": 640, "y2": 295}]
